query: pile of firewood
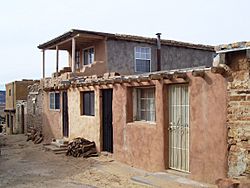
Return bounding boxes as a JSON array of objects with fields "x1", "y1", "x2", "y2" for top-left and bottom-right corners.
[
  {"x1": 26, "y1": 128, "x2": 43, "y2": 144},
  {"x1": 66, "y1": 137, "x2": 98, "y2": 158}
]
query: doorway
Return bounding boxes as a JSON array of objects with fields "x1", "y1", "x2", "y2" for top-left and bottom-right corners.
[
  {"x1": 102, "y1": 89, "x2": 113, "y2": 153},
  {"x1": 168, "y1": 84, "x2": 189, "y2": 172},
  {"x1": 62, "y1": 91, "x2": 69, "y2": 137}
]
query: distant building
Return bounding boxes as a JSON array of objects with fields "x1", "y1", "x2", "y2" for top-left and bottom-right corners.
[
  {"x1": 0, "y1": 91, "x2": 6, "y2": 118},
  {"x1": 4, "y1": 80, "x2": 38, "y2": 134}
]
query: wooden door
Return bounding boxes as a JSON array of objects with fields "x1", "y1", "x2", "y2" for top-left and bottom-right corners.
[
  {"x1": 62, "y1": 91, "x2": 69, "y2": 137},
  {"x1": 102, "y1": 89, "x2": 113, "y2": 153}
]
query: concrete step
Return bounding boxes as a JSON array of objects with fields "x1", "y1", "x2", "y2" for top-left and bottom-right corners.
[
  {"x1": 44, "y1": 144, "x2": 68, "y2": 152},
  {"x1": 51, "y1": 141, "x2": 68, "y2": 148}
]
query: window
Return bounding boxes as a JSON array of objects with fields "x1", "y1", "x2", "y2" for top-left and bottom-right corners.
[
  {"x1": 134, "y1": 87, "x2": 155, "y2": 122},
  {"x1": 9, "y1": 89, "x2": 11, "y2": 96},
  {"x1": 75, "y1": 50, "x2": 80, "y2": 69},
  {"x1": 83, "y1": 47, "x2": 94, "y2": 65},
  {"x1": 49, "y1": 92, "x2": 60, "y2": 110},
  {"x1": 135, "y1": 47, "x2": 151, "y2": 73},
  {"x1": 81, "y1": 91, "x2": 95, "y2": 116}
]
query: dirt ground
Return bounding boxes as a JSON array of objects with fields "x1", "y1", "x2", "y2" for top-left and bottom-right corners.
[{"x1": 0, "y1": 134, "x2": 150, "y2": 188}]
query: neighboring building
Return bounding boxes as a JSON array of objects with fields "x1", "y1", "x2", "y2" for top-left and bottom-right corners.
[
  {"x1": 36, "y1": 29, "x2": 249, "y2": 184},
  {"x1": 4, "y1": 80, "x2": 38, "y2": 134},
  {"x1": 0, "y1": 91, "x2": 6, "y2": 119}
]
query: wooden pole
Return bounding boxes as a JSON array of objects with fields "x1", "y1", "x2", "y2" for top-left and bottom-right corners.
[
  {"x1": 56, "y1": 45, "x2": 59, "y2": 76},
  {"x1": 72, "y1": 38, "x2": 76, "y2": 73},
  {"x1": 42, "y1": 50, "x2": 45, "y2": 78}
]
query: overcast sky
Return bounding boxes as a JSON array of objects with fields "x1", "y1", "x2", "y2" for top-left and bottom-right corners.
[{"x1": 0, "y1": 0, "x2": 249, "y2": 90}]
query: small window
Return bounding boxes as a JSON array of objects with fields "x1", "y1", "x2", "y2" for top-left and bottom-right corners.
[
  {"x1": 9, "y1": 89, "x2": 11, "y2": 96},
  {"x1": 49, "y1": 92, "x2": 60, "y2": 110},
  {"x1": 75, "y1": 50, "x2": 80, "y2": 69},
  {"x1": 81, "y1": 91, "x2": 95, "y2": 116},
  {"x1": 135, "y1": 47, "x2": 151, "y2": 73},
  {"x1": 83, "y1": 48, "x2": 94, "y2": 65},
  {"x1": 134, "y1": 87, "x2": 155, "y2": 122}
]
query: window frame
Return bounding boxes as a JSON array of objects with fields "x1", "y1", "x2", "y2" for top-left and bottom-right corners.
[
  {"x1": 81, "y1": 91, "x2": 95, "y2": 116},
  {"x1": 134, "y1": 46, "x2": 151, "y2": 73},
  {"x1": 133, "y1": 87, "x2": 156, "y2": 122},
  {"x1": 49, "y1": 92, "x2": 60, "y2": 111},
  {"x1": 83, "y1": 46, "x2": 95, "y2": 66}
]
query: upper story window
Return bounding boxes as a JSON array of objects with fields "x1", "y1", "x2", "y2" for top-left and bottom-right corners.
[
  {"x1": 134, "y1": 87, "x2": 155, "y2": 122},
  {"x1": 75, "y1": 50, "x2": 80, "y2": 69},
  {"x1": 49, "y1": 92, "x2": 60, "y2": 110},
  {"x1": 9, "y1": 89, "x2": 11, "y2": 96},
  {"x1": 83, "y1": 47, "x2": 94, "y2": 65},
  {"x1": 135, "y1": 47, "x2": 151, "y2": 73}
]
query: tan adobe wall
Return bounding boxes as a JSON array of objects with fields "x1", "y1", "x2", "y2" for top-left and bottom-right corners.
[
  {"x1": 112, "y1": 72, "x2": 228, "y2": 184},
  {"x1": 226, "y1": 51, "x2": 250, "y2": 178},
  {"x1": 42, "y1": 91, "x2": 62, "y2": 142},
  {"x1": 15, "y1": 100, "x2": 27, "y2": 134},
  {"x1": 67, "y1": 87, "x2": 101, "y2": 151},
  {"x1": 15, "y1": 81, "x2": 38, "y2": 100},
  {"x1": 5, "y1": 82, "x2": 14, "y2": 110}
]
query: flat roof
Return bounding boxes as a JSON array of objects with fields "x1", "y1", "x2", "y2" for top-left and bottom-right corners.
[{"x1": 38, "y1": 29, "x2": 215, "y2": 51}]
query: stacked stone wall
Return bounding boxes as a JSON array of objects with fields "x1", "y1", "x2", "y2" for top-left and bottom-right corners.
[{"x1": 227, "y1": 51, "x2": 250, "y2": 178}]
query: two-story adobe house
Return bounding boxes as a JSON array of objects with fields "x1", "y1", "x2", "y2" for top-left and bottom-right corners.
[
  {"x1": 38, "y1": 29, "x2": 231, "y2": 184},
  {"x1": 38, "y1": 29, "x2": 215, "y2": 145},
  {"x1": 4, "y1": 80, "x2": 38, "y2": 134}
]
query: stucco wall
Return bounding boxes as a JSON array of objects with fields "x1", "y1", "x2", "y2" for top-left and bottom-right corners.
[
  {"x1": 106, "y1": 40, "x2": 214, "y2": 75},
  {"x1": 67, "y1": 87, "x2": 101, "y2": 151},
  {"x1": 112, "y1": 72, "x2": 227, "y2": 184},
  {"x1": 189, "y1": 72, "x2": 228, "y2": 183},
  {"x1": 5, "y1": 83, "x2": 14, "y2": 110},
  {"x1": 42, "y1": 91, "x2": 62, "y2": 142}
]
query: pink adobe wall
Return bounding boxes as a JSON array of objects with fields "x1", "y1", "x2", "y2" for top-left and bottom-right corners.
[{"x1": 112, "y1": 71, "x2": 228, "y2": 184}]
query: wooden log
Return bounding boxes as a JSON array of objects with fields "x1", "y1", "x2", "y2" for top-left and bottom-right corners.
[
  {"x1": 173, "y1": 72, "x2": 187, "y2": 79},
  {"x1": 211, "y1": 66, "x2": 225, "y2": 74},
  {"x1": 149, "y1": 74, "x2": 162, "y2": 80},
  {"x1": 192, "y1": 70, "x2": 205, "y2": 77}
]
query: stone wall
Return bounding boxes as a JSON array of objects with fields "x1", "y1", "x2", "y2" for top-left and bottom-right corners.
[
  {"x1": 27, "y1": 83, "x2": 43, "y2": 133},
  {"x1": 226, "y1": 50, "x2": 250, "y2": 178}
]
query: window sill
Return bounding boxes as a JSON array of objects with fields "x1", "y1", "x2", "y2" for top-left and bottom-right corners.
[
  {"x1": 80, "y1": 115, "x2": 95, "y2": 117},
  {"x1": 49, "y1": 109, "x2": 60, "y2": 112},
  {"x1": 127, "y1": 121, "x2": 156, "y2": 127}
]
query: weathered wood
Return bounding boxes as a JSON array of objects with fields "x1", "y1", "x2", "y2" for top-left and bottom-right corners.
[
  {"x1": 149, "y1": 74, "x2": 162, "y2": 80},
  {"x1": 173, "y1": 72, "x2": 187, "y2": 79},
  {"x1": 66, "y1": 137, "x2": 97, "y2": 158},
  {"x1": 192, "y1": 70, "x2": 205, "y2": 77},
  {"x1": 211, "y1": 66, "x2": 225, "y2": 74}
]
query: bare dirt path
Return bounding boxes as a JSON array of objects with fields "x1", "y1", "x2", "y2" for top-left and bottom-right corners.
[{"x1": 0, "y1": 134, "x2": 149, "y2": 188}]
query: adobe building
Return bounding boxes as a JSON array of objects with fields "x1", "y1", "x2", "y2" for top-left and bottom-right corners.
[
  {"x1": 37, "y1": 29, "x2": 249, "y2": 184},
  {"x1": 4, "y1": 80, "x2": 39, "y2": 134}
]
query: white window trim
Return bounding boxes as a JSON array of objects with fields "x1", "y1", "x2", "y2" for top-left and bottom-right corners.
[
  {"x1": 134, "y1": 46, "x2": 152, "y2": 73},
  {"x1": 82, "y1": 46, "x2": 95, "y2": 66},
  {"x1": 133, "y1": 86, "x2": 156, "y2": 123},
  {"x1": 49, "y1": 92, "x2": 60, "y2": 111}
]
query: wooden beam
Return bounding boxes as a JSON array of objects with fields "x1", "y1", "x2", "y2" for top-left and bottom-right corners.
[
  {"x1": 162, "y1": 73, "x2": 173, "y2": 80},
  {"x1": 56, "y1": 46, "x2": 59, "y2": 77},
  {"x1": 72, "y1": 38, "x2": 76, "y2": 73},
  {"x1": 192, "y1": 70, "x2": 205, "y2": 77},
  {"x1": 173, "y1": 72, "x2": 187, "y2": 79},
  {"x1": 211, "y1": 66, "x2": 225, "y2": 75},
  {"x1": 42, "y1": 50, "x2": 45, "y2": 78},
  {"x1": 149, "y1": 74, "x2": 162, "y2": 80}
]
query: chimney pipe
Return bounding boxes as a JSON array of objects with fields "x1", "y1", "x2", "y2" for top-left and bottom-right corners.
[{"x1": 156, "y1": 33, "x2": 161, "y2": 71}]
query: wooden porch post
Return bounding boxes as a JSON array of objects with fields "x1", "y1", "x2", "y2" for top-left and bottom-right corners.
[
  {"x1": 72, "y1": 38, "x2": 76, "y2": 73},
  {"x1": 56, "y1": 45, "x2": 59, "y2": 76},
  {"x1": 42, "y1": 50, "x2": 45, "y2": 78}
]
